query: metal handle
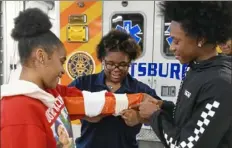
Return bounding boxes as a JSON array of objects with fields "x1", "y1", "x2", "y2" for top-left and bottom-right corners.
[
  {"x1": 148, "y1": 78, "x2": 152, "y2": 88},
  {"x1": 153, "y1": 79, "x2": 157, "y2": 89}
]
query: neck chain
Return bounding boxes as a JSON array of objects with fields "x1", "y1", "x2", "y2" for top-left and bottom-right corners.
[{"x1": 108, "y1": 85, "x2": 113, "y2": 90}]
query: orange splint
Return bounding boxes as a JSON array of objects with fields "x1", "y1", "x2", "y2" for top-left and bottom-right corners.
[{"x1": 56, "y1": 85, "x2": 144, "y2": 120}]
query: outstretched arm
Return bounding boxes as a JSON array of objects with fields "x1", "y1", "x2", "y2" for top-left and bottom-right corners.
[{"x1": 55, "y1": 84, "x2": 144, "y2": 119}]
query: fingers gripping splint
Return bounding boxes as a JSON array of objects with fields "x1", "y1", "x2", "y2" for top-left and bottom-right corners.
[{"x1": 113, "y1": 94, "x2": 129, "y2": 116}]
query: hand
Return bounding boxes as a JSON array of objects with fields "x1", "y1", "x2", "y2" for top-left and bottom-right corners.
[
  {"x1": 120, "y1": 109, "x2": 141, "y2": 127},
  {"x1": 138, "y1": 101, "x2": 160, "y2": 119},
  {"x1": 130, "y1": 93, "x2": 163, "y2": 110},
  {"x1": 83, "y1": 115, "x2": 106, "y2": 123},
  {"x1": 130, "y1": 101, "x2": 160, "y2": 119},
  {"x1": 143, "y1": 93, "x2": 161, "y2": 104}
]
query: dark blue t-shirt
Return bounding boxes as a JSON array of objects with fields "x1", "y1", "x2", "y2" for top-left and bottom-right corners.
[{"x1": 69, "y1": 71, "x2": 160, "y2": 148}]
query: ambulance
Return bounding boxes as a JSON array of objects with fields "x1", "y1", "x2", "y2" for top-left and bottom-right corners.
[{"x1": 0, "y1": 1, "x2": 222, "y2": 147}]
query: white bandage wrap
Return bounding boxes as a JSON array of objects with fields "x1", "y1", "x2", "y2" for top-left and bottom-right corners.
[
  {"x1": 113, "y1": 94, "x2": 129, "y2": 116},
  {"x1": 82, "y1": 90, "x2": 106, "y2": 117}
]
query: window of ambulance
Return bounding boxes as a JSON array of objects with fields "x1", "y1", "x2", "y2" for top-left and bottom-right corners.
[
  {"x1": 162, "y1": 17, "x2": 174, "y2": 57},
  {"x1": 111, "y1": 13, "x2": 144, "y2": 53}
]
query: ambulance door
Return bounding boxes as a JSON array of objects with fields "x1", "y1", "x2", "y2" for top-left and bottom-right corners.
[
  {"x1": 2, "y1": 1, "x2": 25, "y2": 84},
  {"x1": 0, "y1": 1, "x2": 3, "y2": 85},
  {"x1": 153, "y1": 2, "x2": 187, "y2": 103},
  {"x1": 103, "y1": 1, "x2": 155, "y2": 88}
]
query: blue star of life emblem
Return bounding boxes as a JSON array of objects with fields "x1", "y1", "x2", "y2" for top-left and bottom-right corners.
[
  {"x1": 115, "y1": 20, "x2": 142, "y2": 44},
  {"x1": 164, "y1": 23, "x2": 173, "y2": 46}
]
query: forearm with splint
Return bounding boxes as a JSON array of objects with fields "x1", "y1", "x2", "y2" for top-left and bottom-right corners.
[{"x1": 56, "y1": 85, "x2": 144, "y2": 119}]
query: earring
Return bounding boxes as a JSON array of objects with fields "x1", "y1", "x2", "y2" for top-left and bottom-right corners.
[
  {"x1": 102, "y1": 62, "x2": 105, "y2": 70},
  {"x1": 170, "y1": 47, "x2": 176, "y2": 51}
]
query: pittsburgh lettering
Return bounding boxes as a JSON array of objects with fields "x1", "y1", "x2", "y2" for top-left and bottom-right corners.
[{"x1": 130, "y1": 62, "x2": 188, "y2": 80}]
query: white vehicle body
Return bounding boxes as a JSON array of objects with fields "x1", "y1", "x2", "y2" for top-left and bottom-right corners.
[{"x1": 1, "y1": 1, "x2": 187, "y2": 147}]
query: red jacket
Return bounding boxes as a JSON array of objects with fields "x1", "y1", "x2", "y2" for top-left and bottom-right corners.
[
  {"x1": 1, "y1": 80, "x2": 143, "y2": 148},
  {"x1": 1, "y1": 81, "x2": 76, "y2": 148}
]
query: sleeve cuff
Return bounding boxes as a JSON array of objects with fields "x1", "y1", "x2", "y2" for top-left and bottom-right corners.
[
  {"x1": 149, "y1": 109, "x2": 162, "y2": 124},
  {"x1": 161, "y1": 100, "x2": 173, "y2": 111}
]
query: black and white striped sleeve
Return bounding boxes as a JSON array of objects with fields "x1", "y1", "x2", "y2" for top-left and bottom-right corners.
[{"x1": 150, "y1": 78, "x2": 232, "y2": 148}]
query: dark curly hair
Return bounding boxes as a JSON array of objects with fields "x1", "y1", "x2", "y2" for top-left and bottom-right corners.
[
  {"x1": 96, "y1": 29, "x2": 142, "y2": 62},
  {"x1": 159, "y1": 1, "x2": 232, "y2": 44},
  {"x1": 11, "y1": 8, "x2": 64, "y2": 64}
]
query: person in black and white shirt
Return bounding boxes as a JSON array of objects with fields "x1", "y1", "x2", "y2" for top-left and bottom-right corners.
[{"x1": 130, "y1": 2, "x2": 232, "y2": 148}]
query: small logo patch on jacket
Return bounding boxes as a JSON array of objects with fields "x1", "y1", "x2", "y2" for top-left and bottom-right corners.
[{"x1": 184, "y1": 90, "x2": 191, "y2": 98}]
